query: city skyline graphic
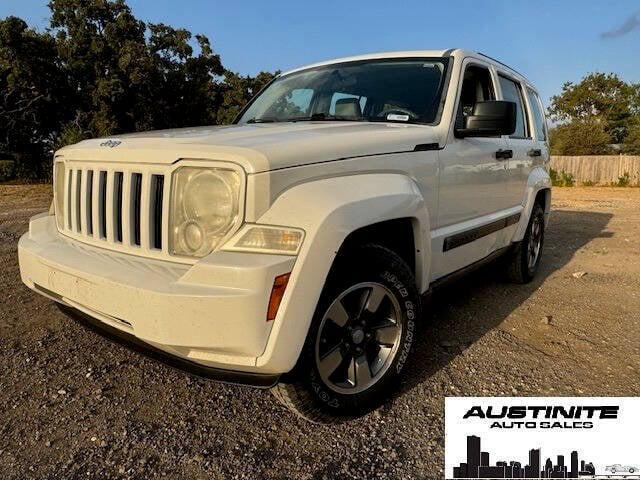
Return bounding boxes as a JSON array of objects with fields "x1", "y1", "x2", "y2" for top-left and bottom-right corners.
[{"x1": 451, "y1": 435, "x2": 596, "y2": 479}]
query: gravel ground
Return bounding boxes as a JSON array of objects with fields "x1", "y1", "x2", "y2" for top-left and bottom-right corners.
[{"x1": 1, "y1": 185, "x2": 639, "y2": 479}]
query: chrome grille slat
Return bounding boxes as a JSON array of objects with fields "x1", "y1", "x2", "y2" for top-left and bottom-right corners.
[
  {"x1": 150, "y1": 174, "x2": 164, "y2": 250},
  {"x1": 76, "y1": 170, "x2": 83, "y2": 233},
  {"x1": 84, "y1": 170, "x2": 93, "y2": 235},
  {"x1": 131, "y1": 173, "x2": 143, "y2": 246},
  {"x1": 70, "y1": 169, "x2": 81, "y2": 233},
  {"x1": 140, "y1": 173, "x2": 152, "y2": 250},
  {"x1": 105, "y1": 170, "x2": 115, "y2": 243},
  {"x1": 113, "y1": 171, "x2": 124, "y2": 243},
  {"x1": 58, "y1": 162, "x2": 171, "y2": 260},
  {"x1": 91, "y1": 170, "x2": 100, "y2": 239},
  {"x1": 98, "y1": 171, "x2": 107, "y2": 239},
  {"x1": 64, "y1": 167, "x2": 72, "y2": 231}
]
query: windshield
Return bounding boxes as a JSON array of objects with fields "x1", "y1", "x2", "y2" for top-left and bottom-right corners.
[{"x1": 236, "y1": 58, "x2": 449, "y2": 125}]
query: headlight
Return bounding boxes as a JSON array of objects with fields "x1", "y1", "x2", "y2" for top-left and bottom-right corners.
[
  {"x1": 54, "y1": 161, "x2": 65, "y2": 230},
  {"x1": 224, "y1": 225, "x2": 304, "y2": 255},
  {"x1": 169, "y1": 166, "x2": 242, "y2": 257}
]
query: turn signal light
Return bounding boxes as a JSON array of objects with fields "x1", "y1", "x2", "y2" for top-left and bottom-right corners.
[{"x1": 267, "y1": 273, "x2": 291, "y2": 321}]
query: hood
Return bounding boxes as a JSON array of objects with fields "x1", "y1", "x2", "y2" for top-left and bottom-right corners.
[{"x1": 57, "y1": 122, "x2": 440, "y2": 174}]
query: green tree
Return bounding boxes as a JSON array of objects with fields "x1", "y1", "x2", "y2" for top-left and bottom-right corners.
[
  {"x1": 48, "y1": 0, "x2": 224, "y2": 142},
  {"x1": 216, "y1": 70, "x2": 277, "y2": 124},
  {"x1": 0, "y1": 16, "x2": 70, "y2": 178},
  {"x1": 622, "y1": 124, "x2": 640, "y2": 155},
  {"x1": 549, "y1": 119, "x2": 612, "y2": 156},
  {"x1": 549, "y1": 73, "x2": 636, "y2": 145},
  {"x1": 49, "y1": 0, "x2": 149, "y2": 140},
  {"x1": 146, "y1": 24, "x2": 224, "y2": 129},
  {"x1": 1, "y1": 0, "x2": 278, "y2": 179}
]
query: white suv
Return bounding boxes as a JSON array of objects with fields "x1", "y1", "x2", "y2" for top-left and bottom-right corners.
[{"x1": 19, "y1": 49, "x2": 551, "y2": 421}]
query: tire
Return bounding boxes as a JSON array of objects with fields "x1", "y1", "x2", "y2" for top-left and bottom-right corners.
[
  {"x1": 504, "y1": 203, "x2": 545, "y2": 284},
  {"x1": 272, "y1": 244, "x2": 420, "y2": 423}
]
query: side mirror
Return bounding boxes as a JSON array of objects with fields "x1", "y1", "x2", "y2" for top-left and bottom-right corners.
[{"x1": 455, "y1": 101, "x2": 517, "y2": 138}]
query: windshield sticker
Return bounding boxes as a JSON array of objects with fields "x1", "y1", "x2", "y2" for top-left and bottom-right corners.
[{"x1": 387, "y1": 114, "x2": 410, "y2": 122}]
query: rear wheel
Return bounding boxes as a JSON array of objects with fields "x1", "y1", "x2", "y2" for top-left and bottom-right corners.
[
  {"x1": 271, "y1": 244, "x2": 420, "y2": 422},
  {"x1": 504, "y1": 203, "x2": 545, "y2": 283}
]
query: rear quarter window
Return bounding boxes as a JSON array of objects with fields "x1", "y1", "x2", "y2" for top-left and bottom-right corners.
[
  {"x1": 526, "y1": 88, "x2": 548, "y2": 141},
  {"x1": 498, "y1": 75, "x2": 529, "y2": 139}
]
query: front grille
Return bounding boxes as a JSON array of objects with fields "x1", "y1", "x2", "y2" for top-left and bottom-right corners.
[{"x1": 59, "y1": 164, "x2": 168, "y2": 258}]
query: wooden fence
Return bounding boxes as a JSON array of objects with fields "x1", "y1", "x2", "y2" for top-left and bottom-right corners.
[{"x1": 550, "y1": 155, "x2": 640, "y2": 185}]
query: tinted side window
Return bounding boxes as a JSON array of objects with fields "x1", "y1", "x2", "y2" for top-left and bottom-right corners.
[
  {"x1": 526, "y1": 88, "x2": 547, "y2": 141},
  {"x1": 498, "y1": 76, "x2": 528, "y2": 138}
]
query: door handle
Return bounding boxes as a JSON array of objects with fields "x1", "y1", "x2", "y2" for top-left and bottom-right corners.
[
  {"x1": 495, "y1": 149, "x2": 513, "y2": 160},
  {"x1": 527, "y1": 148, "x2": 542, "y2": 157}
]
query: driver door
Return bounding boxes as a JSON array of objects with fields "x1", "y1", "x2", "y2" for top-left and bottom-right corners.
[{"x1": 432, "y1": 60, "x2": 511, "y2": 279}]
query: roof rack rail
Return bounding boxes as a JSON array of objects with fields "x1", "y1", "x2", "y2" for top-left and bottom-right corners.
[{"x1": 477, "y1": 52, "x2": 524, "y2": 78}]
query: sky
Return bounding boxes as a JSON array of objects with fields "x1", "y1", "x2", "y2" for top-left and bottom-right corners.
[{"x1": 2, "y1": 0, "x2": 639, "y2": 108}]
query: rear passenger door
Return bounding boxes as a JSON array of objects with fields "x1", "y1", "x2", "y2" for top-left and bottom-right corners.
[{"x1": 497, "y1": 74, "x2": 536, "y2": 206}]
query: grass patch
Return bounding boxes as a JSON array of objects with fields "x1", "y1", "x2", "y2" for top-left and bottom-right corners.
[{"x1": 550, "y1": 168, "x2": 575, "y2": 187}]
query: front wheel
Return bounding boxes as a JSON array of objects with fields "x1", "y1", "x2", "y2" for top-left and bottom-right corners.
[{"x1": 271, "y1": 244, "x2": 420, "y2": 422}]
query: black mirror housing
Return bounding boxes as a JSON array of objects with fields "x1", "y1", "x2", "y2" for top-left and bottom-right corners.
[{"x1": 455, "y1": 101, "x2": 517, "y2": 138}]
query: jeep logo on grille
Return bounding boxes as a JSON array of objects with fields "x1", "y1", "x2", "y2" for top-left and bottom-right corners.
[{"x1": 99, "y1": 139, "x2": 122, "y2": 148}]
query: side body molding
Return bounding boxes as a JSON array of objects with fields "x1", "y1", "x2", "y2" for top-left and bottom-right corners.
[{"x1": 254, "y1": 173, "x2": 431, "y2": 373}]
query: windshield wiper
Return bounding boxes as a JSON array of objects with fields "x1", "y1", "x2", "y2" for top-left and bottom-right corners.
[
  {"x1": 247, "y1": 113, "x2": 367, "y2": 123},
  {"x1": 291, "y1": 113, "x2": 364, "y2": 122},
  {"x1": 246, "y1": 117, "x2": 278, "y2": 124}
]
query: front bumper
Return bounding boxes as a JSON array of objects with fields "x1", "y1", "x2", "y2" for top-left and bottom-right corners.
[
  {"x1": 58, "y1": 304, "x2": 279, "y2": 388},
  {"x1": 18, "y1": 213, "x2": 296, "y2": 376}
]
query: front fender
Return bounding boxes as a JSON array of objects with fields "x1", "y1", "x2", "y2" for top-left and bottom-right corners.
[
  {"x1": 513, "y1": 166, "x2": 552, "y2": 242},
  {"x1": 254, "y1": 173, "x2": 430, "y2": 373}
]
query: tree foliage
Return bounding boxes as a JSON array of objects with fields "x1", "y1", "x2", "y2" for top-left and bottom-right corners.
[
  {"x1": 622, "y1": 124, "x2": 640, "y2": 155},
  {"x1": 216, "y1": 70, "x2": 277, "y2": 124},
  {"x1": 549, "y1": 73, "x2": 640, "y2": 155},
  {"x1": 0, "y1": 16, "x2": 70, "y2": 178},
  {"x1": 1, "y1": 1, "x2": 274, "y2": 179},
  {"x1": 48, "y1": 0, "x2": 225, "y2": 143},
  {"x1": 549, "y1": 119, "x2": 612, "y2": 156}
]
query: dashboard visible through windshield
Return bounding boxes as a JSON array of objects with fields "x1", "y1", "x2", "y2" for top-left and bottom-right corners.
[{"x1": 236, "y1": 58, "x2": 449, "y2": 125}]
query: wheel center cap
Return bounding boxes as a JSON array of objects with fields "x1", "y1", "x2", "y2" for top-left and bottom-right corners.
[{"x1": 351, "y1": 328, "x2": 365, "y2": 345}]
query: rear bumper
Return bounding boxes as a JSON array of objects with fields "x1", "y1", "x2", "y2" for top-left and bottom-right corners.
[{"x1": 18, "y1": 213, "x2": 296, "y2": 374}]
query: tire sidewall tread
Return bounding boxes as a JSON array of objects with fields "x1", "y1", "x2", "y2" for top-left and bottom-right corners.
[
  {"x1": 505, "y1": 203, "x2": 545, "y2": 284},
  {"x1": 272, "y1": 244, "x2": 420, "y2": 421}
]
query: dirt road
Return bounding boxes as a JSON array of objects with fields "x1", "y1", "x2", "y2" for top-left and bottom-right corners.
[{"x1": 1, "y1": 185, "x2": 639, "y2": 479}]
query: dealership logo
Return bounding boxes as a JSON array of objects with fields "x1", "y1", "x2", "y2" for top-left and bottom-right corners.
[
  {"x1": 445, "y1": 397, "x2": 640, "y2": 479},
  {"x1": 451, "y1": 434, "x2": 596, "y2": 478},
  {"x1": 462, "y1": 405, "x2": 619, "y2": 430}
]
